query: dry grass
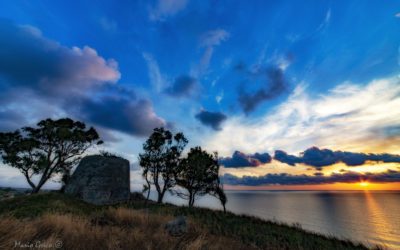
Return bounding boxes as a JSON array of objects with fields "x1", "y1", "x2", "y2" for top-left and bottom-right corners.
[
  {"x1": 0, "y1": 192, "x2": 372, "y2": 249},
  {"x1": 0, "y1": 207, "x2": 257, "y2": 250}
]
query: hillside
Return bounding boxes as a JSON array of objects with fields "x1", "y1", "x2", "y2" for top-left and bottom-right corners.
[{"x1": 0, "y1": 192, "x2": 374, "y2": 250}]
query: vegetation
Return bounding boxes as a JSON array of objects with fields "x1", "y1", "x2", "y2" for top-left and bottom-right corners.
[
  {"x1": 139, "y1": 128, "x2": 228, "y2": 211},
  {"x1": 175, "y1": 146, "x2": 220, "y2": 208},
  {"x1": 139, "y1": 127, "x2": 188, "y2": 203},
  {"x1": 99, "y1": 150, "x2": 123, "y2": 159},
  {"x1": 0, "y1": 192, "x2": 373, "y2": 250},
  {"x1": 0, "y1": 118, "x2": 103, "y2": 193},
  {"x1": 212, "y1": 183, "x2": 227, "y2": 213}
]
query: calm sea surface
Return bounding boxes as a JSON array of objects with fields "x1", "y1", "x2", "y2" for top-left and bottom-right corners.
[{"x1": 150, "y1": 190, "x2": 400, "y2": 249}]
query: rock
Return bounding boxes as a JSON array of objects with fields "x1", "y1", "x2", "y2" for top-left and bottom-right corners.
[
  {"x1": 64, "y1": 155, "x2": 130, "y2": 204},
  {"x1": 164, "y1": 216, "x2": 188, "y2": 236}
]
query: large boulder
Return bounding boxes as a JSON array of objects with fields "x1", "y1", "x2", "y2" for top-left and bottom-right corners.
[
  {"x1": 164, "y1": 216, "x2": 188, "y2": 236},
  {"x1": 64, "y1": 155, "x2": 130, "y2": 204}
]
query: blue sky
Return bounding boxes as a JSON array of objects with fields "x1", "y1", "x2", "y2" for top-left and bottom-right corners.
[{"x1": 1, "y1": 0, "x2": 400, "y2": 189}]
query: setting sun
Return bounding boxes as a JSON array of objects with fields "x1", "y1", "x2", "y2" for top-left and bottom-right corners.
[{"x1": 359, "y1": 182, "x2": 369, "y2": 186}]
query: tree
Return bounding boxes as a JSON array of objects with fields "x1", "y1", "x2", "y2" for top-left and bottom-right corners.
[
  {"x1": 175, "y1": 146, "x2": 220, "y2": 208},
  {"x1": 139, "y1": 127, "x2": 187, "y2": 203},
  {"x1": 141, "y1": 167, "x2": 151, "y2": 204},
  {"x1": 0, "y1": 118, "x2": 103, "y2": 193},
  {"x1": 212, "y1": 181, "x2": 228, "y2": 213}
]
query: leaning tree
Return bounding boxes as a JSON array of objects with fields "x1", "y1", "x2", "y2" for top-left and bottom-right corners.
[
  {"x1": 175, "y1": 146, "x2": 222, "y2": 208},
  {"x1": 139, "y1": 127, "x2": 188, "y2": 203},
  {"x1": 212, "y1": 178, "x2": 228, "y2": 213},
  {"x1": 0, "y1": 118, "x2": 103, "y2": 193}
]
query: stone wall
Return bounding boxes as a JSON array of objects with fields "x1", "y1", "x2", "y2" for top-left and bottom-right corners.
[{"x1": 64, "y1": 155, "x2": 130, "y2": 204}]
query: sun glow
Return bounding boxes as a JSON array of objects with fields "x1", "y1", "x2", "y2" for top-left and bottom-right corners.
[{"x1": 359, "y1": 182, "x2": 369, "y2": 186}]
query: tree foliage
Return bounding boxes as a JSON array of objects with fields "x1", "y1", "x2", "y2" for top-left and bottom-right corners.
[
  {"x1": 175, "y1": 146, "x2": 221, "y2": 207},
  {"x1": 0, "y1": 118, "x2": 103, "y2": 193},
  {"x1": 138, "y1": 127, "x2": 188, "y2": 203}
]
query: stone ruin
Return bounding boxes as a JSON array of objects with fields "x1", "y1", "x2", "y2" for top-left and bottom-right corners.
[{"x1": 64, "y1": 155, "x2": 130, "y2": 204}]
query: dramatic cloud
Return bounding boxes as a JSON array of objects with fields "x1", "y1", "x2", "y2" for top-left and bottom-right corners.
[
  {"x1": 165, "y1": 75, "x2": 197, "y2": 97},
  {"x1": 0, "y1": 19, "x2": 120, "y2": 96},
  {"x1": 195, "y1": 109, "x2": 227, "y2": 131},
  {"x1": 75, "y1": 96, "x2": 166, "y2": 137},
  {"x1": 219, "y1": 151, "x2": 272, "y2": 168},
  {"x1": 238, "y1": 66, "x2": 288, "y2": 115},
  {"x1": 203, "y1": 76, "x2": 400, "y2": 157},
  {"x1": 149, "y1": 0, "x2": 188, "y2": 21},
  {"x1": 274, "y1": 150, "x2": 303, "y2": 166},
  {"x1": 274, "y1": 147, "x2": 400, "y2": 169},
  {"x1": 0, "y1": 19, "x2": 166, "y2": 138},
  {"x1": 222, "y1": 169, "x2": 400, "y2": 186}
]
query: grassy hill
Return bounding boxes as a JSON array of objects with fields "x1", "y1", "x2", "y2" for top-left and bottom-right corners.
[{"x1": 0, "y1": 192, "x2": 376, "y2": 250}]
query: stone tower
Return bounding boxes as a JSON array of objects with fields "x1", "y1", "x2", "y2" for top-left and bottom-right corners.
[{"x1": 64, "y1": 155, "x2": 130, "y2": 204}]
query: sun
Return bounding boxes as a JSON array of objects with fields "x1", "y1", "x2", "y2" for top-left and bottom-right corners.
[{"x1": 359, "y1": 182, "x2": 369, "y2": 186}]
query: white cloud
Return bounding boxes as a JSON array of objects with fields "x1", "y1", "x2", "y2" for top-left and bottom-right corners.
[
  {"x1": 216, "y1": 91, "x2": 224, "y2": 104},
  {"x1": 202, "y1": 76, "x2": 400, "y2": 156},
  {"x1": 192, "y1": 29, "x2": 230, "y2": 77},
  {"x1": 315, "y1": 8, "x2": 331, "y2": 33},
  {"x1": 149, "y1": 0, "x2": 189, "y2": 21},
  {"x1": 200, "y1": 29, "x2": 230, "y2": 48},
  {"x1": 142, "y1": 53, "x2": 164, "y2": 92}
]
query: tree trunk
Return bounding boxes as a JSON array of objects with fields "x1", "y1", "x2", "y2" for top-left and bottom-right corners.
[
  {"x1": 32, "y1": 186, "x2": 40, "y2": 194},
  {"x1": 188, "y1": 191, "x2": 194, "y2": 207},
  {"x1": 23, "y1": 172, "x2": 36, "y2": 193},
  {"x1": 145, "y1": 188, "x2": 150, "y2": 205},
  {"x1": 157, "y1": 186, "x2": 167, "y2": 203},
  {"x1": 157, "y1": 192, "x2": 165, "y2": 203},
  {"x1": 144, "y1": 177, "x2": 151, "y2": 205},
  {"x1": 153, "y1": 169, "x2": 163, "y2": 203},
  {"x1": 32, "y1": 174, "x2": 49, "y2": 193},
  {"x1": 32, "y1": 182, "x2": 45, "y2": 194},
  {"x1": 154, "y1": 183, "x2": 162, "y2": 203}
]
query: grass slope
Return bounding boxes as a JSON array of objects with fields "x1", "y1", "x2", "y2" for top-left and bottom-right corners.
[{"x1": 0, "y1": 192, "x2": 375, "y2": 250}]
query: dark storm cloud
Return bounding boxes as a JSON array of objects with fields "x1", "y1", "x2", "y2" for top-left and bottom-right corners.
[
  {"x1": 274, "y1": 150, "x2": 303, "y2": 166},
  {"x1": 75, "y1": 96, "x2": 165, "y2": 137},
  {"x1": 237, "y1": 66, "x2": 288, "y2": 115},
  {"x1": 195, "y1": 109, "x2": 227, "y2": 130},
  {"x1": 219, "y1": 151, "x2": 272, "y2": 168},
  {"x1": 165, "y1": 75, "x2": 197, "y2": 97},
  {"x1": 0, "y1": 19, "x2": 167, "y2": 138},
  {"x1": 221, "y1": 169, "x2": 400, "y2": 186},
  {"x1": 274, "y1": 147, "x2": 400, "y2": 169},
  {"x1": 0, "y1": 18, "x2": 120, "y2": 96}
]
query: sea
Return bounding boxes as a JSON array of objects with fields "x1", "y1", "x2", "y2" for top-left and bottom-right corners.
[{"x1": 148, "y1": 190, "x2": 400, "y2": 249}]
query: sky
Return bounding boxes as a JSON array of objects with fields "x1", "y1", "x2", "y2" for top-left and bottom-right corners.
[{"x1": 0, "y1": 0, "x2": 400, "y2": 191}]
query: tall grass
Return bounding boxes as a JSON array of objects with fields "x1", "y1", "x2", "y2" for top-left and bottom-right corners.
[
  {"x1": 0, "y1": 208, "x2": 255, "y2": 250},
  {"x1": 0, "y1": 193, "x2": 379, "y2": 249}
]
